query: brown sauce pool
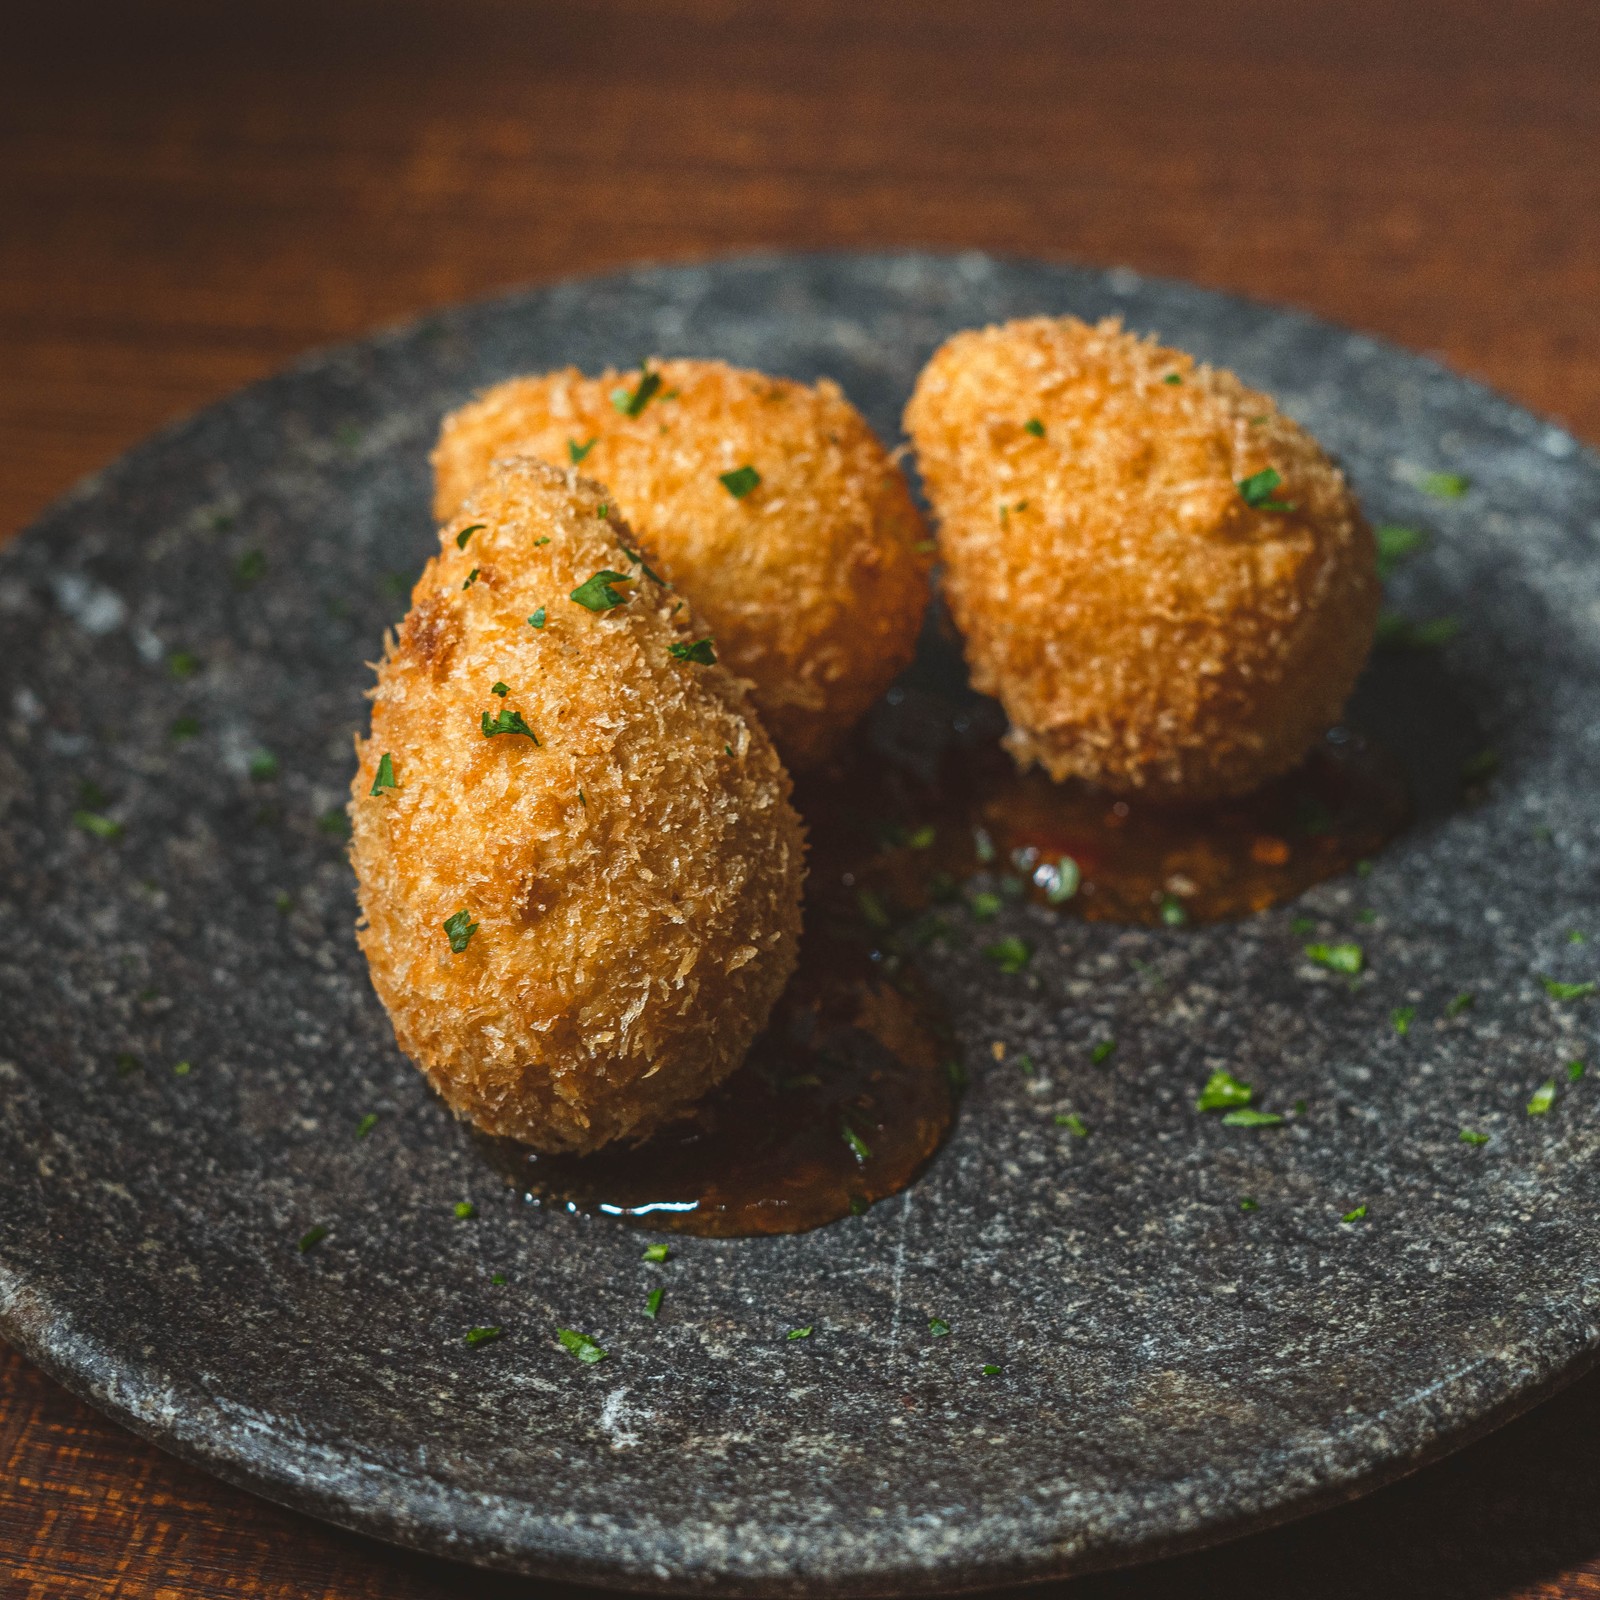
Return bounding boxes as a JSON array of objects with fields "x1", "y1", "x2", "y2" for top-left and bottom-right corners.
[{"x1": 482, "y1": 686, "x2": 1409, "y2": 1237}]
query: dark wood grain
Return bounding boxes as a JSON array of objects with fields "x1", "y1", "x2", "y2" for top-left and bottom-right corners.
[{"x1": 4, "y1": 1, "x2": 1600, "y2": 1593}]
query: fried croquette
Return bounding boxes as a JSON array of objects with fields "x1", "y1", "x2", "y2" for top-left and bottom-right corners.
[
  {"x1": 905, "y1": 316, "x2": 1380, "y2": 801},
  {"x1": 349, "y1": 457, "x2": 806, "y2": 1155},
  {"x1": 431, "y1": 359, "x2": 933, "y2": 770}
]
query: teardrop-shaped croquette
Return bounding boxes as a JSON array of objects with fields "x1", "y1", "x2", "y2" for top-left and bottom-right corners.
[
  {"x1": 431, "y1": 359, "x2": 933, "y2": 770},
  {"x1": 906, "y1": 316, "x2": 1380, "y2": 801},
  {"x1": 349, "y1": 457, "x2": 805, "y2": 1154}
]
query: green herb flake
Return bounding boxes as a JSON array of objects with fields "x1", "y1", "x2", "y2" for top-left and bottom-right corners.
[
  {"x1": 570, "y1": 570, "x2": 634, "y2": 611},
  {"x1": 928, "y1": 1317, "x2": 951, "y2": 1337},
  {"x1": 1305, "y1": 941, "x2": 1364, "y2": 975},
  {"x1": 620, "y1": 544, "x2": 668, "y2": 586},
  {"x1": 369, "y1": 752, "x2": 397, "y2": 795},
  {"x1": 535, "y1": 537, "x2": 551, "y2": 547},
  {"x1": 611, "y1": 368, "x2": 662, "y2": 417},
  {"x1": 443, "y1": 909, "x2": 479, "y2": 953},
  {"x1": 274, "y1": 890, "x2": 293, "y2": 914},
  {"x1": 1341, "y1": 1204, "x2": 1369, "y2": 1224},
  {"x1": 1459, "y1": 1128, "x2": 1489, "y2": 1145},
  {"x1": 1446, "y1": 991, "x2": 1475, "y2": 1017},
  {"x1": 1055, "y1": 1111, "x2": 1089, "y2": 1137},
  {"x1": 1196, "y1": 1070, "x2": 1253, "y2": 1113},
  {"x1": 644, "y1": 1287, "x2": 664, "y2": 1320},
  {"x1": 1090, "y1": 1039, "x2": 1116, "y2": 1065},
  {"x1": 1016, "y1": 1053, "x2": 1036, "y2": 1077},
  {"x1": 297, "y1": 1224, "x2": 329, "y2": 1253},
  {"x1": 568, "y1": 437, "x2": 597, "y2": 463},
  {"x1": 1023, "y1": 418, "x2": 1046, "y2": 437},
  {"x1": 1293, "y1": 1098, "x2": 1308, "y2": 1115},
  {"x1": 1541, "y1": 977, "x2": 1596, "y2": 1001},
  {"x1": 973, "y1": 827, "x2": 997, "y2": 864},
  {"x1": 528, "y1": 608, "x2": 547, "y2": 629},
  {"x1": 1159, "y1": 896, "x2": 1188, "y2": 927},
  {"x1": 1356, "y1": 859, "x2": 1374, "y2": 877},
  {"x1": 248, "y1": 749, "x2": 280, "y2": 781},
  {"x1": 170, "y1": 715, "x2": 200, "y2": 742},
  {"x1": 1291, "y1": 916, "x2": 1316, "y2": 935},
  {"x1": 1569, "y1": 1059, "x2": 1587, "y2": 1082},
  {"x1": 454, "y1": 1200, "x2": 476, "y2": 1220},
  {"x1": 984, "y1": 936, "x2": 1033, "y2": 974},
  {"x1": 1222, "y1": 1108, "x2": 1284, "y2": 1128},
  {"x1": 1391, "y1": 1005, "x2": 1416, "y2": 1036},
  {"x1": 719, "y1": 465, "x2": 762, "y2": 499},
  {"x1": 461, "y1": 567, "x2": 480, "y2": 591},
  {"x1": 669, "y1": 636, "x2": 717, "y2": 665},
  {"x1": 1420, "y1": 471, "x2": 1469, "y2": 499},
  {"x1": 480, "y1": 707, "x2": 540, "y2": 742},
  {"x1": 172, "y1": 1060, "x2": 192, "y2": 1076},
  {"x1": 484, "y1": 683, "x2": 509, "y2": 701},
  {"x1": 981, "y1": 1364, "x2": 1002, "y2": 1377},
  {"x1": 642, "y1": 1242, "x2": 671, "y2": 1263},
  {"x1": 355, "y1": 1113, "x2": 379, "y2": 1139},
  {"x1": 597, "y1": 502, "x2": 610, "y2": 520},
  {"x1": 787, "y1": 1325, "x2": 813, "y2": 1341},
  {"x1": 1374, "y1": 523, "x2": 1428, "y2": 580},
  {"x1": 1240, "y1": 1196, "x2": 1259, "y2": 1211},
  {"x1": 465, "y1": 1325, "x2": 502, "y2": 1347},
  {"x1": 1527, "y1": 1079, "x2": 1557, "y2": 1116},
  {"x1": 557, "y1": 1328, "x2": 608, "y2": 1364},
  {"x1": 1237, "y1": 467, "x2": 1297, "y2": 513},
  {"x1": 842, "y1": 1123, "x2": 873, "y2": 1164},
  {"x1": 456, "y1": 523, "x2": 484, "y2": 550},
  {"x1": 491, "y1": 1272, "x2": 507, "y2": 1285},
  {"x1": 1164, "y1": 373, "x2": 1183, "y2": 385},
  {"x1": 234, "y1": 549, "x2": 267, "y2": 587},
  {"x1": 968, "y1": 891, "x2": 1002, "y2": 921},
  {"x1": 904, "y1": 823, "x2": 937, "y2": 850},
  {"x1": 74, "y1": 810, "x2": 122, "y2": 840},
  {"x1": 168, "y1": 649, "x2": 201, "y2": 680},
  {"x1": 857, "y1": 889, "x2": 891, "y2": 930}
]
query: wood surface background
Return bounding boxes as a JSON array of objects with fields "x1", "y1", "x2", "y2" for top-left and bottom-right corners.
[{"x1": 4, "y1": 1, "x2": 1600, "y2": 1595}]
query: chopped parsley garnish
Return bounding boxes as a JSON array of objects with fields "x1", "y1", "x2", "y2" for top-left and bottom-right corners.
[
  {"x1": 454, "y1": 1201, "x2": 476, "y2": 1219},
  {"x1": 1305, "y1": 941, "x2": 1364, "y2": 975},
  {"x1": 461, "y1": 568, "x2": 480, "y2": 590},
  {"x1": 74, "y1": 810, "x2": 122, "y2": 840},
  {"x1": 1091, "y1": 1039, "x2": 1116, "y2": 1065},
  {"x1": 1446, "y1": 991, "x2": 1475, "y2": 1016},
  {"x1": 234, "y1": 549, "x2": 267, "y2": 587},
  {"x1": 1291, "y1": 916, "x2": 1315, "y2": 935},
  {"x1": 465, "y1": 1326, "x2": 502, "y2": 1347},
  {"x1": 1461, "y1": 748, "x2": 1500, "y2": 783},
  {"x1": 669, "y1": 636, "x2": 717, "y2": 665},
  {"x1": 1293, "y1": 1098, "x2": 1308, "y2": 1115},
  {"x1": 718, "y1": 465, "x2": 762, "y2": 499},
  {"x1": 644, "y1": 1288, "x2": 664, "y2": 1320},
  {"x1": 1240, "y1": 1196, "x2": 1259, "y2": 1211},
  {"x1": 1459, "y1": 1128, "x2": 1489, "y2": 1145},
  {"x1": 456, "y1": 524, "x2": 484, "y2": 550},
  {"x1": 557, "y1": 1328, "x2": 608, "y2": 1364},
  {"x1": 1420, "y1": 470, "x2": 1469, "y2": 498},
  {"x1": 489, "y1": 682, "x2": 510, "y2": 698},
  {"x1": 1023, "y1": 418, "x2": 1046, "y2": 437},
  {"x1": 842, "y1": 1123, "x2": 873, "y2": 1163},
  {"x1": 1391, "y1": 1005, "x2": 1416, "y2": 1036},
  {"x1": 568, "y1": 438, "x2": 597, "y2": 463},
  {"x1": 528, "y1": 608, "x2": 547, "y2": 629},
  {"x1": 1341, "y1": 1204, "x2": 1368, "y2": 1223},
  {"x1": 1356, "y1": 859, "x2": 1374, "y2": 877},
  {"x1": 250, "y1": 749, "x2": 280, "y2": 781},
  {"x1": 620, "y1": 545, "x2": 668, "y2": 585},
  {"x1": 317, "y1": 807, "x2": 351, "y2": 838},
  {"x1": 491, "y1": 1272, "x2": 507, "y2": 1285},
  {"x1": 1222, "y1": 1108, "x2": 1283, "y2": 1128},
  {"x1": 1357, "y1": 909, "x2": 1378, "y2": 924},
  {"x1": 297, "y1": 1224, "x2": 329, "y2": 1253},
  {"x1": 1163, "y1": 373, "x2": 1183, "y2": 385},
  {"x1": 168, "y1": 649, "x2": 200, "y2": 679},
  {"x1": 984, "y1": 936, "x2": 1033, "y2": 973},
  {"x1": 1541, "y1": 977, "x2": 1596, "y2": 1001},
  {"x1": 642, "y1": 1242, "x2": 671, "y2": 1263},
  {"x1": 973, "y1": 827, "x2": 997, "y2": 863},
  {"x1": 370, "y1": 752, "x2": 398, "y2": 795},
  {"x1": 1237, "y1": 467, "x2": 1296, "y2": 513},
  {"x1": 480, "y1": 708, "x2": 539, "y2": 741},
  {"x1": 1159, "y1": 896, "x2": 1187, "y2": 927},
  {"x1": 170, "y1": 715, "x2": 200, "y2": 742},
  {"x1": 981, "y1": 1364, "x2": 1002, "y2": 1377},
  {"x1": 857, "y1": 889, "x2": 891, "y2": 929},
  {"x1": 597, "y1": 502, "x2": 609, "y2": 519},
  {"x1": 928, "y1": 1317, "x2": 951, "y2": 1337},
  {"x1": 1055, "y1": 1112, "x2": 1089, "y2": 1137},
  {"x1": 906, "y1": 824, "x2": 937, "y2": 850},
  {"x1": 443, "y1": 909, "x2": 479, "y2": 953},
  {"x1": 570, "y1": 570, "x2": 633, "y2": 611},
  {"x1": 611, "y1": 368, "x2": 662, "y2": 417},
  {"x1": 1374, "y1": 524, "x2": 1427, "y2": 580},
  {"x1": 274, "y1": 890, "x2": 293, "y2": 914},
  {"x1": 787, "y1": 1325, "x2": 813, "y2": 1340},
  {"x1": 1527, "y1": 1079, "x2": 1557, "y2": 1115},
  {"x1": 969, "y1": 891, "x2": 1002, "y2": 921},
  {"x1": 1569, "y1": 1059, "x2": 1587, "y2": 1082},
  {"x1": 172, "y1": 1060, "x2": 192, "y2": 1076},
  {"x1": 535, "y1": 537, "x2": 550, "y2": 546},
  {"x1": 355, "y1": 1113, "x2": 379, "y2": 1139},
  {"x1": 1016, "y1": 1053, "x2": 1035, "y2": 1076},
  {"x1": 1196, "y1": 1070, "x2": 1253, "y2": 1112}
]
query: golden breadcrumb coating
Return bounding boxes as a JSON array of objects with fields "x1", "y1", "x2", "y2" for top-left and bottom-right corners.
[
  {"x1": 349, "y1": 457, "x2": 805, "y2": 1155},
  {"x1": 905, "y1": 316, "x2": 1380, "y2": 801},
  {"x1": 431, "y1": 359, "x2": 932, "y2": 770}
]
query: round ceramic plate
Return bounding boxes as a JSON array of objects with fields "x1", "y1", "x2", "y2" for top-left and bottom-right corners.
[{"x1": 1, "y1": 253, "x2": 1598, "y2": 1596}]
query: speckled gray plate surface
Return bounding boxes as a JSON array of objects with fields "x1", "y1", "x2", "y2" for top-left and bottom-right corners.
[{"x1": 2, "y1": 253, "x2": 1599, "y2": 1596}]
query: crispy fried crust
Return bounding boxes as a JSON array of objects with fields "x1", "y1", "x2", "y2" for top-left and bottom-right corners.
[
  {"x1": 431, "y1": 359, "x2": 932, "y2": 770},
  {"x1": 349, "y1": 458, "x2": 805, "y2": 1154},
  {"x1": 905, "y1": 316, "x2": 1380, "y2": 800}
]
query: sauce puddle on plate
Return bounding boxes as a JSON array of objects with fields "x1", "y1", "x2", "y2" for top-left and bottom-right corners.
[{"x1": 483, "y1": 694, "x2": 1408, "y2": 1236}]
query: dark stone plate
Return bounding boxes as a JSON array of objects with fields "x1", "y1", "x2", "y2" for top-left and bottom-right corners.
[{"x1": 1, "y1": 253, "x2": 1598, "y2": 1596}]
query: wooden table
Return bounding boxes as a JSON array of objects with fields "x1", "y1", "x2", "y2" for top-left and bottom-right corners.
[{"x1": 4, "y1": 2, "x2": 1599, "y2": 1594}]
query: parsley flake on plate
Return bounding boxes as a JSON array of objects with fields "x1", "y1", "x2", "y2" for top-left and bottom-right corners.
[
  {"x1": 369, "y1": 752, "x2": 398, "y2": 795},
  {"x1": 1570, "y1": 1060, "x2": 1587, "y2": 1082},
  {"x1": 1163, "y1": 373, "x2": 1183, "y2": 385},
  {"x1": 642, "y1": 1242, "x2": 671, "y2": 1263},
  {"x1": 461, "y1": 568, "x2": 480, "y2": 591},
  {"x1": 842, "y1": 1124, "x2": 873, "y2": 1163},
  {"x1": 465, "y1": 1325, "x2": 502, "y2": 1347},
  {"x1": 620, "y1": 544, "x2": 668, "y2": 585},
  {"x1": 297, "y1": 1224, "x2": 329, "y2": 1253},
  {"x1": 1420, "y1": 470, "x2": 1469, "y2": 498},
  {"x1": 454, "y1": 1201, "x2": 476, "y2": 1219},
  {"x1": 234, "y1": 549, "x2": 267, "y2": 587},
  {"x1": 719, "y1": 465, "x2": 762, "y2": 499},
  {"x1": 168, "y1": 649, "x2": 200, "y2": 679},
  {"x1": 968, "y1": 891, "x2": 1002, "y2": 921},
  {"x1": 984, "y1": 936, "x2": 1033, "y2": 973},
  {"x1": 1159, "y1": 896, "x2": 1188, "y2": 927},
  {"x1": 490, "y1": 682, "x2": 509, "y2": 697},
  {"x1": 1055, "y1": 1112, "x2": 1089, "y2": 1137},
  {"x1": 1446, "y1": 991, "x2": 1475, "y2": 1017},
  {"x1": 787, "y1": 1325, "x2": 813, "y2": 1341},
  {"x1": 928, "y1": 1317, "x2": 951, "y2": 1337},
  {"x1": 1237, "y1": 467, "x2": 1297, "y2": 512},
  {"x1": 1374, "y1": 523, "x2": 1428, "y2": 580},
  {"x1": 1240, "y1": 1196, "x2": 1259, "y2": 1211},
  {"x1": 1391, "y1": 1005, "x2": 1416, "y2": 1036},
  {"x1": 443, "y1": 909, "x2": 479, "y2": 953},
  {"x1": 1091, "y1": 1039, "x2": 1116, "y2": 1065},
  {"x1": 1341, "y1": 1205, "x2": 1368, "y2": 1224},
  {"x1": 981, "y1": 1364, "x2": 1002, "y2": 1377},
  {"x1": 172, "y1": 1060, "x2": 192, "y2": 1076},
  {"x1": 568, "y1": 437, "x2": 597, "y2": 463},
  {"x1": 611, "y1": 368, "x2": 662, "y2": 417},
  {"x1": 557, "y1": 1328, "x2": 608, "y2": 1364},
  {"x1": 456, "y1": 523, "x2": 484, "y2": 550},
  {"x1": 528, "y1": 608, "x2": 547, "y2": 629},
  {"x1": 669, "y1": 636, "x2": 717, "y2": 665},
  {"x1": 1222, "y1": 1108, "x2": 1283, "y2": 1128},
  {"x1": 1306, "y1": 941, "x2": 1364, "y2": 975},
  {"x1": 250, "y1": 749, "x2": 280, "y2": 781},
  {"x1": 1541, "y1": 977, "x2": 1596, "y2": 1001},
  {"x1": 644, "y1": 1288, "x2": 664, "y2": 1319},
  {"x1": 1459, "y1": 1128, "x2": 1489, "y2": 1145},
  {"x1": 491, "y1": 1272, "x2": 507, "y2": 1285},
  {"x1": 355, "y1": 1113, "x2": 379, "y2": 1139},
  {"x1": 480, "y1": 708, "x2": 539, "y2": 742},
  {"x1": 1195, "y1": 1070, "x2": 1253, "y2": 1113},
  {"x1": 1023, "y1": 418, "x2": 1045, "y2": 437},
  {"x1": 570, "y1": 570, "x2": 634, "y2": 611},
  {"x1": 1527, "y1": 1080, "x2": 1557, "y2": 1116},
  {"x1": 74, "y1": 810, "x2": 122, "y2": 840}
]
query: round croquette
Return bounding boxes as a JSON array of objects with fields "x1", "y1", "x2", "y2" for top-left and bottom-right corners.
[
  {"x1": 349, "y1": 457, "x2": 805, "y2": 1155},
  {"x1": 905, "y1": 316, "x2": 1380, "y2": 801},
  {"x1": 431, "y1": 359, "x2": 933, "y2": 770}
]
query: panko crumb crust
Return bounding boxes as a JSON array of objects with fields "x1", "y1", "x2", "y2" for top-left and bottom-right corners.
[
  {"x1": 349, "y1": 457, "x2": 805, "y2": 1155},
  {"x1": 431, "y1": 358, "x2": 933, "y2": 770},
  {"x1": 906, "y1": 316, "x2": 1380, "y2": 801}
]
